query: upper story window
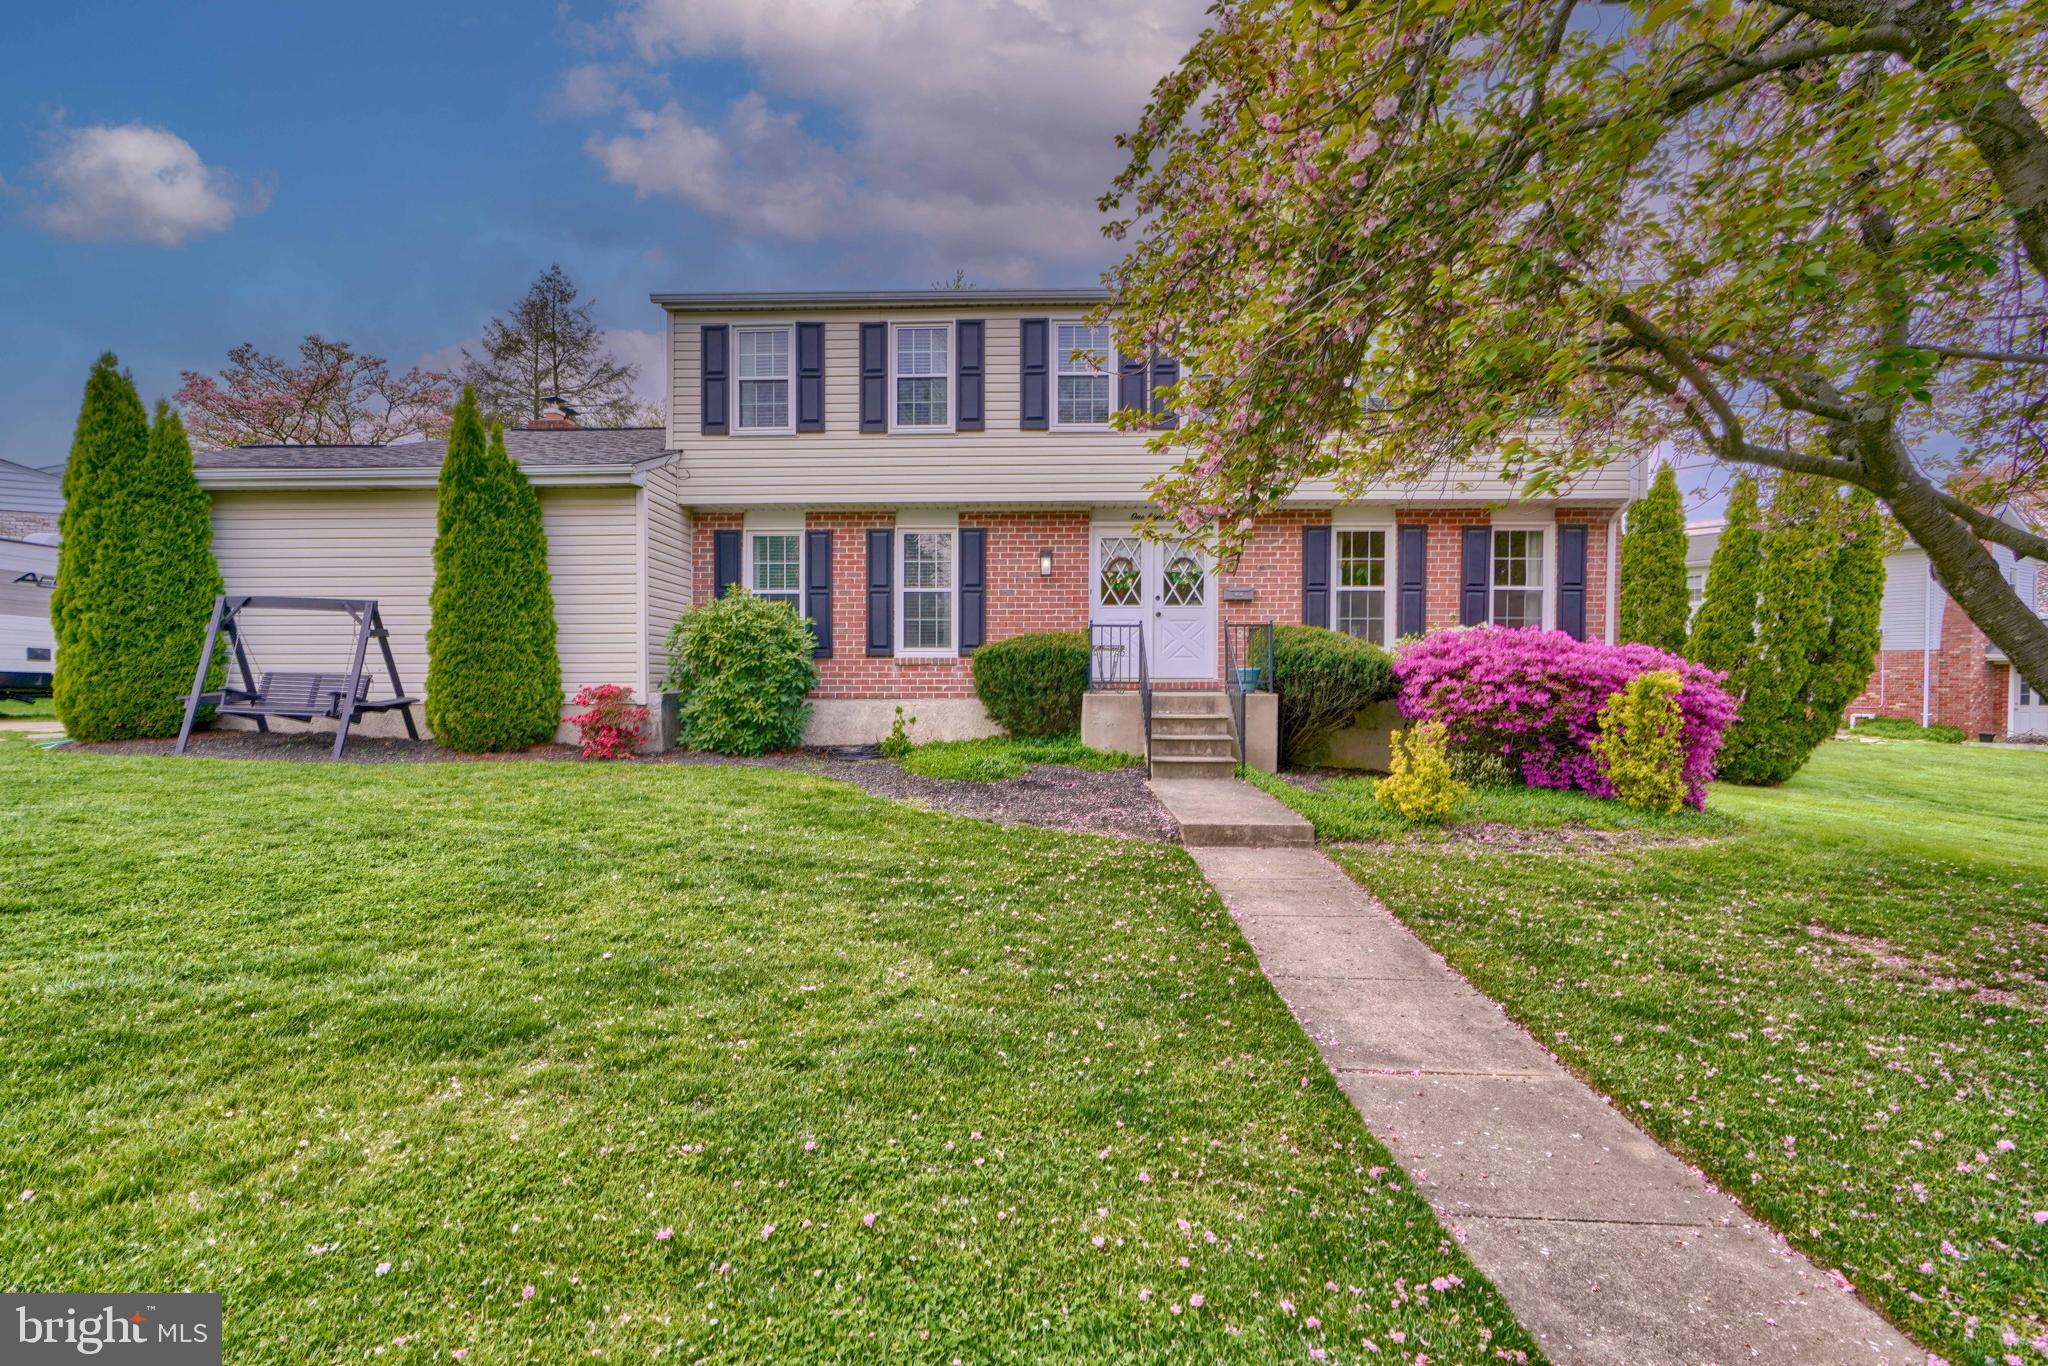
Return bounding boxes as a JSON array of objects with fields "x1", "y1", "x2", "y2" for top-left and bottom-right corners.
[
  {"x1": 1335, "y1": 529, "x2": 1389, "y2": 645},
  {"x1": 1492, "y1": 528, "x2": 1546, "y2": 628},
  {"x1": 892, "y1": 324, "x2": 952, "y2": 432},
  {"x1": 899, "y1": 529, "x2": 956, "y2": 654},
  {"x1": 747, "y1": 530, "x2": 802, "y2": 613},
  {"x1": 735, "y1": 326, "x2": 794, "y2": 434},
  {"x1": 1054, "y1": 321, "x2": 1113, "y2": 428}
]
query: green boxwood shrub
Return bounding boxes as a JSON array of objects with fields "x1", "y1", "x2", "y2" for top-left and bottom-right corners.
[
  {"x1": 970, "y1": 631, "x2": 1090, "y2": 736},
  {"x1": 664, "y1": 590, "x2": 818, "y2": 755},
  {"x1": 1271, "y1": 625, "x2": 1397, "y2": 765}
]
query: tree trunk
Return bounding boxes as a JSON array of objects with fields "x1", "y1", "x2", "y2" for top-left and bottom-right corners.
[{"x1": 1877, "y1": 461, "x2": 2048, "y2": 701}]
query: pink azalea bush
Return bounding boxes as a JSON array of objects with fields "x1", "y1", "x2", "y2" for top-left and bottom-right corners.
[
  {"x1": 567, "y1": 683, "x2": 648, "y2": 761},
  {"x1": 1394, "y1": 627, "x2": 1738, "y2": 808}
]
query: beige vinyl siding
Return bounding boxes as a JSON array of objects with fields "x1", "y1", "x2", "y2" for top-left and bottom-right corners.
[
  {"x1": 209, "y1": 486, "x2": 645, "y2": 739},
  {"x1": 667, "y1": 307, "x2": 1642, "y2": 507},
  {"x1": 641, "y1": 461, "x2": 692, "y2": 695}
]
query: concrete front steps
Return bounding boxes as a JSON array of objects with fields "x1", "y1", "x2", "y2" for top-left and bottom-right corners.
[{"x1": 1147, "y1": 691, "x2": 1238, "y2": 781}]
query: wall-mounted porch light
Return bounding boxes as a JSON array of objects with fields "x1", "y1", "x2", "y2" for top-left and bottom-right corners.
[{"x1": 1039, "y1": 548, "x2": 1055, "y2": 577}]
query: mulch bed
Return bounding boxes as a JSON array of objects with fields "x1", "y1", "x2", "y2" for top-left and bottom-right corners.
[{"x1": 73, "y1": 730, "x2": 1179, "y2": 843}]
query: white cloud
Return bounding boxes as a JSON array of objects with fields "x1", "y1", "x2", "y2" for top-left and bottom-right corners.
[
  {"x1": 24, "y1": 121, "x2": 268, "y2": 247},
  {"x1": 576, "y1": 0, "x2": 1208, "y2": 279}
]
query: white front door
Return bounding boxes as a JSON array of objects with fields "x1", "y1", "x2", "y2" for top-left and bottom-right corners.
[
  {"x1": 1092, "y1": 527, "x2": 1215, "y2": 682},
  {"x1": 2015, "y1": 669, "x2": 2048, "y2": 739}
]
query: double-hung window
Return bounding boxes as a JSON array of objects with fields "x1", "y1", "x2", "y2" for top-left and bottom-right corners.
[
  {"x1": 734, "y1": 326, "x2": 793, "y2": 434},
  {"x1": 892, "y1": 324, "x2": 951, "y2": 431},
  {"x1": 747, "y1": 530, "x2": 802, "y2": 613},
  {"x1": 1054, "y1": 321, "x2": 1113, "y2": 427},
  {"x1": 1491, "y1": 528, "x2": 1546, "y2": 628},
  {"x1": 1335, "y1": 529, "x2": 1389, "y2": 645},
  {"x1": 899, "y1": 529, "x2": 956, "y2": 654}
]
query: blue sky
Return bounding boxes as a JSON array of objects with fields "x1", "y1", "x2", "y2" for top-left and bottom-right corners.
[{"x1": 3, "y1": 0, "x2": 1205, "y2": 466}]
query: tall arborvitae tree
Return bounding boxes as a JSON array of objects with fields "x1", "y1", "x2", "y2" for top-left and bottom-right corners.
[
  {"x1": 1717, "y1": 476, "x2": 1839, "y2": 786},
  {"x1": 1617, "y1": 463, "x2": 1691, "y2": 653},
  {"x1": 1686, "y1": 473, "x2": 1764, "y2": 676},
  {"x1": 1799, "y1": 490, "x2": 1886, "y2": 755},
  {"x1": 52, "y1": 358, "x2": 224, "y2": 739},
  {"x1": 424, "y1": 389, "x2": 561, "y2": 751}
]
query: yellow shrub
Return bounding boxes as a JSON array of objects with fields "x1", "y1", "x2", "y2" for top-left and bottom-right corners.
[
  {"x1": 1592, "y1": 670, "x2": 1688, "y2": 813},
  {"x1": 1374, "y1": 721, "x2": 1467, "y2": 823}
]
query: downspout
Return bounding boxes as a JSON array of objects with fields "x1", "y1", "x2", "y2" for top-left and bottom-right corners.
[{"x1": 1605, "y1": 507, "x2": 1621, "y2": 644}]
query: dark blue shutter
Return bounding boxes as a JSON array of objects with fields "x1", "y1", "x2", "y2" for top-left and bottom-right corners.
[
  {"x1": 1149, "y1": 355, "x2": 1180, "y2": 428},
  {"x1": 859, "y1": 323, "x2": 887, "y2": 433},
  {"x1": 1397, "y1": 524, "x2": 1427, "y2": 638},
  {"x1": 805, "y1": 528, "x2": 833, "y2": 657},
  {"x1": 1117, "y1": 354, "x2": 1148, "y2": 412},
  {"x1": 796, "y1": 322, "x2": 825, "y2": 432},
  {"x1": 865, "y1": 528, "x2": 893, "y2": 655},
  {"x1": 958, "y1": 527, "x2": 986, "y2": 654},
  {"x1": 714, "y1": 529, "x2": 742, "y2": 598},
  {"x1": 700, "y1": 325, "x2": 729, "y2": 434},
  {"x1": 956, "y1": 320, "x2": 984, "y2": 431},
  {"x1": 1460, "y1": 526, "x2": 1492, "y2": 626},
  {"x1": 1302, "y1": 525, "x2": 1332, "y2": 628},
  {"x1": 1557, "y1": 523, "x2": 1588, "y2": 640},
  {"x1": 1019, "y1": 319, "x2": 1049, "y2": 429}
]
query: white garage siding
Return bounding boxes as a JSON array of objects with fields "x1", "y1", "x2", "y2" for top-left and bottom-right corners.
[
  {"x1": 208, "y1": 485, "x2": 648, "y2": 742},
  {"x1": 640, "y1": 461, "x2": 692, "y2": 696}
]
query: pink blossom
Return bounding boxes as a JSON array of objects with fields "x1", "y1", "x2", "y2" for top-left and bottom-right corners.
[
  {"x1": 521, "y1": 1285, "x2": 536, "y2": 1300},
  {"x1": 654, "y1": 1227, "x2": 673, "y2": 1242},
  {"x1": 864, "y1": 1213, "x2": 877, "y2": 1227}
]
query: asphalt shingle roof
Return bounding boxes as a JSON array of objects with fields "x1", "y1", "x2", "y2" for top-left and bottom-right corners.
[{"x1": 192, "y1": 427, "x2": 670, "y2": 471}]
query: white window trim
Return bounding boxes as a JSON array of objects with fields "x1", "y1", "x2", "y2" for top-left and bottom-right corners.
[
  {"x1": 895, "y1": 510, "x2": 960, "y2": 658},
  {"x1": 1050, "y1": 319, "x2": 1118, "y2": 431},
  {"x1": 742, "y1": 513, "x2": 804, "y2": 607},
  {"x1": 887, "y1": 322, "x2": 955, "y2": 435},
  {"x1": 1487, "y1": 513, "x2": 1556, "y2": 632},
  {"x1": 1332, "y1": 513, "x2": 1397, "y2": 647},
  {"x1": 730, "y1": 322, "x2": 797, "y2": 436}
]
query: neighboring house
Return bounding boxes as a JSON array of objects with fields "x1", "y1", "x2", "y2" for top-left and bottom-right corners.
[
  {"x1": 192, "y1": 288, "x2": 1651, "y2": 748},
  {"x1": 0, "y1": 458, "x2": 63, "y2": 539},
  {"x1": 1687, "y1": 510, "x2": 2048, "y2": 741}
]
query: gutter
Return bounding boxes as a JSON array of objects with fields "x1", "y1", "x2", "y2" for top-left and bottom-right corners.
[
  {"x1": 650, "y1": 288, "x2": 1111, "y2": 312},
  {"x1": 196, "y1": 463, "x2": 648, "y2": 491}
]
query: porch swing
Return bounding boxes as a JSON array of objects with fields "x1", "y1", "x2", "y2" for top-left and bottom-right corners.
[{"x1": 175, "y1": 596, "x2": 419, "y2": 759}]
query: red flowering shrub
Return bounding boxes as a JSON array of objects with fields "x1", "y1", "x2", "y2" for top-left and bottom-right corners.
[
  {"x1": 1395, "y1": 627, "x2": 1737, "y2": 808},
  {"x1": 567, "y1": 683, "x2": 647, "y2": 760}
]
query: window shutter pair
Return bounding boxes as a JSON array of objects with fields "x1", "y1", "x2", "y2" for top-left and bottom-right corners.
[
  {"x1": 1308, "y1": 524, "x2": 1430, "y2": 635},
  {"x1": 856, "y1": 321, "x2": 983, "y2": 431},
  {"x1": 1118, "y1": 354, "x2": 1182, "y2": 424},
  {"x1": 716, "y1": 527, "x2": 834, "y2": 657},
  {"x1": 701, "y1": 323, "x2": 823, "y2": 434},
  {"x1": 862, "y1": 527, "x2": 987, "y2": 656}
]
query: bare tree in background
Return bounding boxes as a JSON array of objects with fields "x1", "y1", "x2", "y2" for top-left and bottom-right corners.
[{"x1": 461, "y1": 264, "x2": 644, "y2": 428}]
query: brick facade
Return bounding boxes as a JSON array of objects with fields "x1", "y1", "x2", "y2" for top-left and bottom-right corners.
[
  {"x1": 693, "y1": 505, "x2": 1622, "y2": 702},
  {"x1": 1848, "y1": 587, "x2": 2013, "y2": 739}
]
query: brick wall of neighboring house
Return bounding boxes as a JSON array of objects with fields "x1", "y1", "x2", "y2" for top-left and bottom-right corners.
[
  {"x1": 692, "y1": 505, "x2": 1623, "y2": 701},
  {"x1": 1848, "y1": 590, "x2": 2011, "y2": 737},
  {"x1": 0, "y1": 511, "x2": 57, "y2": 539}
]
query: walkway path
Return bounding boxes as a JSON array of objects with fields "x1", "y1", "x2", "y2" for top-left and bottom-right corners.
[{"x1": 1191, "y1": 845, "x2": 1922, "y2": 1365}]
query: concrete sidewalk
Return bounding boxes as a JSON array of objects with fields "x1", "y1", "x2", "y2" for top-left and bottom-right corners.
[{"x1": 1191, "y1": 845, "x2": 1921, "y2": 1365}]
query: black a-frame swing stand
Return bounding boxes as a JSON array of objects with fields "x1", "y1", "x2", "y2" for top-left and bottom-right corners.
[{"x1": 175, "y1": 596, "x2": 419, "y2": 759}]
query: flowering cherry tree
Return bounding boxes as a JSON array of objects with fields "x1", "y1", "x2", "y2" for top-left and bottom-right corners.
[
  {"x1": 1103, "y1": 0, "x2": 2048, "y2": 694},
  {"x1": 175, "y1": 335, "x2": 453, "y2": 448}
]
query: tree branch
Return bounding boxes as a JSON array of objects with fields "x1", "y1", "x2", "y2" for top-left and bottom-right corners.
[
  {"x1": 1931, "y1": 487, "x2": 2048, "y2": 562},
  {"x1": 1912, "y1": 342, "x2": 2048, "y2": 366}
]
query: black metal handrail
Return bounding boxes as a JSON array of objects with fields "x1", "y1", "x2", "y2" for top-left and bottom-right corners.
[
  {"x1": 1222, "y1": 621, "x2": 1276, "y2": 776},
  {"x1": 1088, "y1": 622, "x2": 1150, "y2": 768}
]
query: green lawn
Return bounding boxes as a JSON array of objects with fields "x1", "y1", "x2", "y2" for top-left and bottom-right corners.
[
  {"x1": 898, "y1": 731, "x2": 1141, "y2": 782},
  {"x1": 0, "y1": 697, "x2": 55, "y2": 718},
  {"x1": 1246, "y1": 765, "x2": 1737, "y2": 842},
  {"x1": 1333, "y1": 740, "x2": 2048, "y2": 1361},
  {"x1": 0, "y1": 738, "x2": 1535, "y2": 1363}
]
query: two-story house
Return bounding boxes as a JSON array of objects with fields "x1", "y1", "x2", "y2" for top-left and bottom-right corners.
[{"x1": 191, "y1": 288, "x2": 1649, "y2": 752}]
